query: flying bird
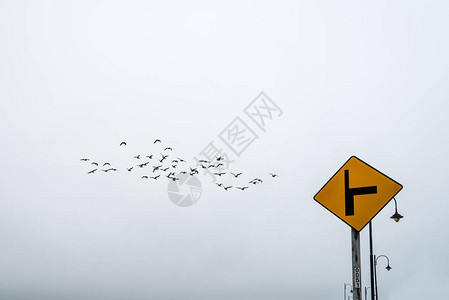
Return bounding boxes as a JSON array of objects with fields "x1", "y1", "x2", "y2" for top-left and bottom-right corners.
[
  {"x1": 160, "y1": 167, "x2": 169, "y2": 172},
  {"x1": 103, "y1": 162, "x2": 110, "y2": 166},
  {"x1": 199, "y1": 159, "x2": 209, "y2": 163},
  {"x1": 269, "y1": 173, "x2": 279, "y2": 178},
  {"x1": 164, "y1": 147, "x2": 172, "y2": 151},
  {"x1": 152, "y1": 165, "x2": 162, "y2": 172},
  {"x1": 230, "y1": 172, "x2": 242, "y2": 178},
  {"x1": 213, "y1": 172, "x2": 226, "y2": 177},
  {"x1": 142, "y1": 176, "x2": 148, "y2": 179},
  {"x1": 127, "y1": 167, "x2": 133, "y2": 172},
  {"x1": 91, "y1": 162, "x2": 98, "y2": 166},
  {"x1": 150, "y1": 175, "x2": 160, "y2": 180},
  {"x1": 146, "y1": 155, "x2": 153, "y2": 159},
  {"x1": 216, "y1": 156, "x2": 224, "y2": 161},
  {"x1": 154, "y1": 139, "x2": 161, "y2": 144},
  {"x1": 223, "y1": 186, "x2": 232, "y2": 191},
  {"x1": 134, "y1": 155, "x2": 140, "y2": 159},
  {"x1": 177, "y1": 157, "x2": 186, "y2": 162},
  {"x1": 236, "y1": 186, "x2": 249, "y2": 190},
  {"x1": 119, "y1": 142, "x2": 126, "y2": 146},
  {"x1": 80, "y1": 158, "x2": 90, "y2": 161},
  {"x1": 87, "y1": 169, "x2": 97, "y2": 174},
  {"x1": 215, "y1": 183, "x2": 223, "y2": 187}
]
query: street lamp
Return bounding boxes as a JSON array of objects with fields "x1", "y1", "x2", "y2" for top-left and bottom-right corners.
[
  {"x1": 390, "y1": 198, "x2": 403, "y2": 222},
  {"x1": 374, "y1": 255, "x2": 391, "y2": 300},
  {"x1": 344, "y1": 283, "x2": 353, "y2": 300}
]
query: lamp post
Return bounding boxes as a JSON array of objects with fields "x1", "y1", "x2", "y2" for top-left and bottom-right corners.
[
  {"x1": 374, "y1": 255, "x2": 391, "y2": 300},
  {"x1": 369, "y1": 198, "x2": 403, "y2": 300},
  {"x1": 344, "y1": 283, "x2": 353, "y2": 300}
]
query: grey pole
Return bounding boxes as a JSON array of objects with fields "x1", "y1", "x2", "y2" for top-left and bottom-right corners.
[
  {"x1": 369, "y1": 222, "x2": 375, "y2": 300},
  {"x1": 351, "y1": 228, "x2": 362, "y2": 300}
]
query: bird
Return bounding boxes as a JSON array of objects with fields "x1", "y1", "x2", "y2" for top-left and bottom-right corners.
[
  {"x1": 215, "y1": 163, "x2": 224, "y2": 168},
  {"x1": 199, "y1": 159, "x2": 209, "y2": 163},
  {"x1": 103, "y1": 162, "x2": 111, "y2": 166},
  {"x1": 154, "y1": 139, "x2": 161, "y2": 144},
  {"x1": 269, "y1": 173, "x2": 279, "y2": 177},
  {"x1": 119, "y1": 142, "x2": 127, "y2": 146},
  {"x1": 160, "y1": 154, "x2": 169, "y2": 160},
  {"x1": 254, "y1": 178, "x2": 263, "y2": 183},
  {"x1": 160, "y1": 167, "x2": 169, "y2": 172},
  {"x1": 142, "y1": 176, "x2": 148, "y2": 179},
  {"x1": 172, "y1": 160, "x2": 179, "y2": 163},
  {"x1": 152, "y1": 165, "x2": 162, "y2": 172},
  {"x1": 223, "y1": 186, "x2": 232, "y2": 190},
  {"x1": 164, "y1": 147, "x2": 172, "y2": 151},
  {"x1": 177, "y1": 157, "x2": 186, "y2": 162},
  {"x1": 201, "y1": 165, "x2": 207, "y2": 169},
  {"x1": 91, "y1": 162, "x2": 98, "y2": 166},
  {"x1": 134, "y1": 155, "x2": 140, "y2": 159},
  {"x1": 180, "y1": 171, "x2": 187, "y2": 174},
  {"x1": 149, "y1": 175, "x2": 160, "y2": 180},
  {"x1": 172, "y1": 164, "x2": 177, "y2": 169},
  {"x1": 171, "y1": 177, "x2": 179, "y2": 181},
  {"x1": 146, "y1": 155, "x2": 153, "y2": 159},
  {"x1": 213, "y1": 172, "x2": 226, "y2": 176},
  {"x1": 127, "y1": 167, "x2": 133, "y2": 172},
  {"x1": 80, "y1": 158, "x2": 89, "y2": 161},
  {"x1": 207, "y1": 165, "x2": 215, "y2": 168},
  {"x1": 230, "y1": 172, "x2": 242, "y2": 178},
  {"x1": 215, "y1": 183, "x2": 223, "y2": 187},
  {"x1": 236, "y1": 186, "x2": 249, "y2": 190},
  {"x1": 87, "y1": 169, "x2": 97, "y2": 174},
  {"x1": 216, "y1": 156, "x2": 224, "y2": 161}
]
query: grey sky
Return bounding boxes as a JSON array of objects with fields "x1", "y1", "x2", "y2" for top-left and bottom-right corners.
[{"x1": 1, "y1": 1, "x2": 448, "y2": 299}]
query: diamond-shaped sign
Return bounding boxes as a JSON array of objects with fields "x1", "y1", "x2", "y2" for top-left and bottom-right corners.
[{"x1": 314, "y1": 156, "x2": 403, "y2": 231}]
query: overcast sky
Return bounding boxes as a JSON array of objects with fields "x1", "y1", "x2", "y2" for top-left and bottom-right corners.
[{"x1": 1, "y1": 1, "x2": 448, "y2": 299}]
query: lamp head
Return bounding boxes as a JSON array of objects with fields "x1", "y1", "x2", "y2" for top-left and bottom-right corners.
[
  {"x1": 386, "y1": 265, "x2": 392, "y2": 271},
  {"x1": 390, "y1": 211, "x2": 403, "y2": 222}
]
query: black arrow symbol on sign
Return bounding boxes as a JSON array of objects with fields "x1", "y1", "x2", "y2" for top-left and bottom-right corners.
[{"x1": 345, "y1": 170, "x2": 377, "y2": 216}]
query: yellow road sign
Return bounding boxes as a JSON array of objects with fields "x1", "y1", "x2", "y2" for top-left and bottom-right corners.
[{"x1": 314, "y1": 156, "x2": 403, "y2": 231}]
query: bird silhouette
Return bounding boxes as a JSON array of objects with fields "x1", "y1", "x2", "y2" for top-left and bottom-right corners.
[
  {"x1": 150, "y1": 175, "x2": 160, "y2": 180},
  {"x1": 142, "y1": 176, "x2": 148, "y2": 179},
  {"x1": 230, "y1": 172, "x2": 242, "y2": 178},
  {"x1": 164, "y1": 147, "x2": 172, "y2": 151},
  {"x1": 236, "y1": 186, "x2": 249, "y2": 190},
  {"x1": 223, "y1": 186, "x2": 232, "y2": 190},
  {"x1": 213, "y1": 172, "x2": 226, "y2": 176},
  {"x1": 152, "y1": 165, "x2": 162, "y2": 172},
  {"x1": 87, "y1": 169, "x2": 97, "y2": 174},
  {"x1": 146, "y1": 155, "x2": 153, "y2": 159},
  {"x1": 127, "y1": 167, "x2": 133, "y2": 172},
  {"x1": 177, "y1": 157, "x2": 186, "y2": 162},
  {"x1": 199, "y1": 159, "x2": 209, "y2": 163},
  {"x1": 160, "y1": 167, "x2": 169, "y2": 172},
  {"x1": 216, "y1": 156, "x2": 224, "y2": 161},
  {"x1": 119, "y1": 142, "x2": 126, "y2": 146},
  {"x1": 103, "y1": 162, "x2": 111, "y2": 166},
  {"x1": 269, "y1": 173, "x2": 279, "y2": 177},
  {"x1": 91, "y1": 162, "x2": 98, "y2": 166},
  {"x1": 80, "y1": 158, "x2": 89, "y2": 161},
  {"x1": 134, "y1": 155, "x2": 140, "y2": 159},
  {"x1": 154, "y1": 139, "x2": 161, "y2": 144}
]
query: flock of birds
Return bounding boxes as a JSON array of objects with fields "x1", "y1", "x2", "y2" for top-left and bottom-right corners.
[{"x1": 80, "y1": 140, "x2": 278, "y2": 191}]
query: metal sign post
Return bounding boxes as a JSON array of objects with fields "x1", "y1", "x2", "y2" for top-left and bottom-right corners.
[{"x1": 351, "y1": 228, "x2": 362, "y2": 300}]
